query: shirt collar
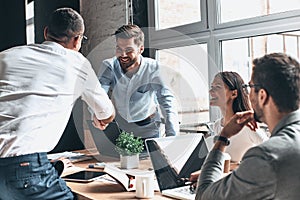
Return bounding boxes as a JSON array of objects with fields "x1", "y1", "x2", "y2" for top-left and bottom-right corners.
[
  {"x1": 135, "y1": 55, "x2": 143, "y2": 76},
  {"x1": 271, "y1": 109, "x2": 300, "y2": 136},
  {"x1": 41, "y1": 41, "x2": 67, "y2": 55},
  {"x1": 42, "y1": 41, "x2": 64, "y2": 48}
]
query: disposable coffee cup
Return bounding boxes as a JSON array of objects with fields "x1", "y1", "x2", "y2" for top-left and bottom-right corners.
[
  {"x1": 135, "y1": 173, "x2": 154, "y2": 199},
  {"x1": 223, "y1": 153, "x2": 231, "y2": 173}
]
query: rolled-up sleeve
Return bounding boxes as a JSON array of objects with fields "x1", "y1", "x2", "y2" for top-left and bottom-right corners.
[
  {"x1": 82, "y1": 63, "x2": 114, "y2": 120},
  {"x1": 97, "y1": 60, "x2": 115, "y2": 94},
  {"x1": 153, "y1": 64, "x2": 179, "y2": 136}
]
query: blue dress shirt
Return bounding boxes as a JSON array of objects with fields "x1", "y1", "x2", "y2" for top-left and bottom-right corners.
[{"x1": 98, "y1": 55, "x2": 179, "y2": 136}]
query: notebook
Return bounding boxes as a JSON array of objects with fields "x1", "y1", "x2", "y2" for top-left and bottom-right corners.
[
  {"x1": 145, "y1": 134, "x2": 208, "y2": 200},
  {"x1": 87, "y1": 120, "x2": 149, "y2": 160}
]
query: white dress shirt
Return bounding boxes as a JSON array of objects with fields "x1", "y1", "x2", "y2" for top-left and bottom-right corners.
[
  {"x1": 206, "y1": 118, "x2": 269, "y2": 162},
  {"x1": 0, "y1": 41, "x2": 114, "y2": 157}
]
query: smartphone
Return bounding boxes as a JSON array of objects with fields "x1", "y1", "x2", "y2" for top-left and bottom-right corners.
[{"x1": 62, "y1": 171, "x2": 106, "y2": 183}]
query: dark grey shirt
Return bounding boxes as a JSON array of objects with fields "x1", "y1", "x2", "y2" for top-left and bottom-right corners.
[{"x1": 196, "y1": 109, "x2": 300, "y2": 200}]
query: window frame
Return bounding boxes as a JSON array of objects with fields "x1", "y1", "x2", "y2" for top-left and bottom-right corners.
[
  {"x1": 147, "y1": 0, "x2": 207, "y2": 40},
  {"x1": 147, "y1": 0, "x2": 300, "y2": 121}
]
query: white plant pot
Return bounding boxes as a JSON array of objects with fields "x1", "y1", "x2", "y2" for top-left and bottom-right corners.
[{"x1": 120, "y1": 154, "x2": 139, "y2": 169}]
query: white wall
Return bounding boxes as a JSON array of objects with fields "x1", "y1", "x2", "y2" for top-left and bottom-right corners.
[{"x1": 80, "y1": 0, "x2": 127, "y2": 73}]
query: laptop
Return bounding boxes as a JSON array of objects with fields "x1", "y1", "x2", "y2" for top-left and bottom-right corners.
[
  {"x1": 145, "y1": 134, "x2": 209, "y2": 200},
  {"x1": 87, "y1": 120, "x2": 149, "y2": 160}
]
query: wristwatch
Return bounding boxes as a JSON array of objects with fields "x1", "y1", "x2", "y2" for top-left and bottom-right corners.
[{"x1": 214, "y1": 136, "x2": 230, "y2": 146}]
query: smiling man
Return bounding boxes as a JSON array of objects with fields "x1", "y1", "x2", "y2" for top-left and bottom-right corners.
[
  {"x1": 98, "y1": 24, "x2": 179, "y2": 145},
  {"x1": 196, "y1": 53, "x2": 300, "y2": 200}
]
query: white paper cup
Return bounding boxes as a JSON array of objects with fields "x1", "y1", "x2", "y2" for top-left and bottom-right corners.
[
  {"x1": 135, "y1": 173, "x2": 155, "y2": 199},
  {"x1": 223, "y1": 153, "x2": 231, "y2": 173}
]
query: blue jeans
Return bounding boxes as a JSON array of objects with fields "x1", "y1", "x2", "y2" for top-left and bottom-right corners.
[{"x1": 0, "y1": 152, "x2": 74, "y2": 200}]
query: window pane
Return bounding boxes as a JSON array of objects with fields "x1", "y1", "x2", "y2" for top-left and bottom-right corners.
[
  {"x1": 267, "y1": 35, "x2": 283, "y2": 54},
  {"x1": 222, "y1": 31, "x2": 300, "y2": 82},
  {"x1": 220, "y1": 0, "x2": 300, "y2": 23},
  {"x1": 222, "y1": 38, "x2": 251, "y2": 81},
  {"x1": 156, "y1": 0, "x2": 201, "y2": 29},
  {"x1": 157, "y1": 44, "x2": 209, "y2": 125},
  {"x1": 284, "y1": 35, "x2": 298, "y2": 58}
]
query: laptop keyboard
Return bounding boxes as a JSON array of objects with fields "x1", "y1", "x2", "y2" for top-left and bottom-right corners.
[{"x1": 162, "y1": 185, "x2": 196, "y2": 200}]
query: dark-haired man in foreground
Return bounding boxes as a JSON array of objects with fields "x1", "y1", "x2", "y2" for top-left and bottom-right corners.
[
  {"x1": 0, "y1": 8, "x2": 114, "y2": 199},
  {"x1": 196, "y1": 53, "x2": 300, "y2": 199}
]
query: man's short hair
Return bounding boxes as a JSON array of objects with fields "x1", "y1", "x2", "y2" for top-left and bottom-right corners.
[
  {"x1": 114, "y1": 24, "x2": 144, "y2": 47},
  {"x1": 47, "y1": 7, "x2": 84, "y2": 42},
  {"x1": 252, "y1": 53, "x2": 300, "y2": 112}
]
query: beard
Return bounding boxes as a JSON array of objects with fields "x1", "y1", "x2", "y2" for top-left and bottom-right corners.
[
  {"x1": 251, "y1": 95, "x2": 264, "y2": 123},
  {"x1": 253, "y1": 104, "x2": 264, "y2": 123},
  {"x1": 118, "y1": 56, "x2": 138, "y2": 72},
  {"x1": 253, "y1": 111, "x2": 262, "y2": 123}
]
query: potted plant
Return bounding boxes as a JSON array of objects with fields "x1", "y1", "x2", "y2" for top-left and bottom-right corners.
[{"x1": 115, "y1": 131, "x2": 144, "y2": 169}]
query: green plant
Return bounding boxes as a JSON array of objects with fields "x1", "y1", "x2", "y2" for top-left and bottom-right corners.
[{"x1": 115, "y1": 131, "x2": 144, "y2": 156}]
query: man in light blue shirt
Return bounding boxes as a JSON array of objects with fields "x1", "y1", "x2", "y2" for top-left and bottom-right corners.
[{"x1": 98, "y1": 24, "x2": 179, "y2": 140}]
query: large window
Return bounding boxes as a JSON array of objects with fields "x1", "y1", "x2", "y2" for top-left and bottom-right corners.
[
  {"x1": 157, "y1": 44, "x2": 209, "y2": 125},
  {"x1": 219, "y1": 0, "x2": 300, "y2": 23},
  {"x1": 155, "y1": 0, "x2": 201, "y2": 30},
  {"x1": 222, "y1": 31, "x2": 300, "y2": 83},
  {"x1": 148, "y1": 0, "x2": 300, "y2": 125}
]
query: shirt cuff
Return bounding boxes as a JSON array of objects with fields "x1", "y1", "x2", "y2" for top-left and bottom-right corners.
[{"x1": 207, "y1": 149, "x2": 226, "y2": 162}]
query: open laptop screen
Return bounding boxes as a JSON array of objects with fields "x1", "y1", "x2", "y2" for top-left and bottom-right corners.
[
  {"x1": 87, "y1": 120, "x2": 149, "y2": 159},
  {"x1": 87, "y1": 120, "x2": 121, "y2": 158},
  {"x1": 145, "y1": 134, "x2": 208, "y2": 191}
]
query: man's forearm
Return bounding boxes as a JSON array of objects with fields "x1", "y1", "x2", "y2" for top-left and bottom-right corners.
[
  {"x1": 212, "y1": 140, "x2": 227, "y2": 152},
  {"x1": 196, "y1": 149, "x2": 226, "y2": 200},
  {"x1": 164, "y1": 114, "x2": 179, "y2": 136}
]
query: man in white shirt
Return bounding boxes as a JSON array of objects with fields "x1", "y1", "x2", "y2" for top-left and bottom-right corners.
[{"x1": 0, "y1": 8, "x2": 114, "y2": 199}]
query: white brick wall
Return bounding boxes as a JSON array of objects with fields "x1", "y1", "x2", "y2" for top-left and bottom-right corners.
[{"x1": 80, "y1": 0, "x2": 127, "y2": 73}]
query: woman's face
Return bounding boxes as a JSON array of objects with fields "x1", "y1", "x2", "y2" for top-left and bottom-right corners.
[{"x1": 209, "y1": 77, "x2": 233, "y2": 108}]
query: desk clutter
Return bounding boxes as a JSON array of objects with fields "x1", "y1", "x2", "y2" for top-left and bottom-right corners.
[
  {"x1": 62, "y1": 161, "x2": 159, "y2": 193},
  {"x1": 58, "y1": 133, "x2": 212, "y2": 199},
  {"x1": 47, "y1": 151, "x2": 93, "y2": 163},
  {"x1": 102, "y1": 163, "x2": 156, "y2": 191}
]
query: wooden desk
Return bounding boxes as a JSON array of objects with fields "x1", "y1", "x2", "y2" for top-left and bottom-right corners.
[{"x1": 62, "y1": 150, "x2": 173, "y2": 200}]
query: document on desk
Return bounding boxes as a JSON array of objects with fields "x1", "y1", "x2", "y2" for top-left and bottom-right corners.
[
  {"x1": 103, "y1": 164, "x2": 159, "y2": 192},
  {"x1": 103, "y1": 164, "x2": 136, "y2": 191},
  {"x1": 47, "y1": 151, "x2": 93, "y2": 163},
  {"x1": 94, "y1": 174, "x2": 118, "y2": 184}
]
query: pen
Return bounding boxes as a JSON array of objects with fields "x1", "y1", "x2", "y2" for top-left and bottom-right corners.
[
  {"x1": 184, "y1": 181, "x2": 196, "y2": 185},
  {"x1": 88, "y1": 164, "x2": 105, "y2": 169}
]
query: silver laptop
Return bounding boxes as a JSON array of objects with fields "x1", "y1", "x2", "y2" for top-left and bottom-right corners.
[
  {"x1": 87, "y1": 120, "x2": 149, "y2": 160},
  {"x1": 145, "y1": 134, "x2": 208, "y2": 200}
]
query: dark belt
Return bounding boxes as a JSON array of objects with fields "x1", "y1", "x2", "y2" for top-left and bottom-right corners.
[{"x1": 134, "y1": 112, "x2": 156, "y2": 126}]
